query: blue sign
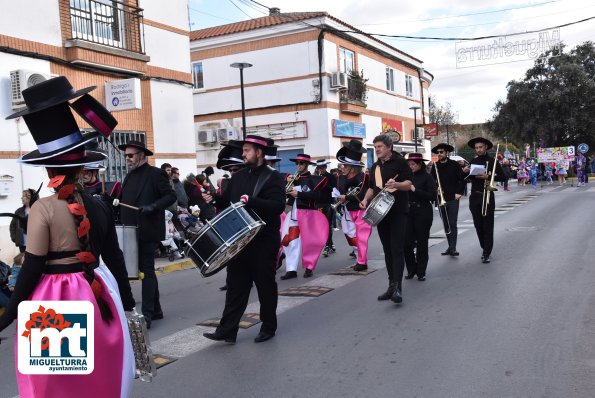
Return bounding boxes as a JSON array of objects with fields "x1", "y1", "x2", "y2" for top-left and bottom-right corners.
[
  {"x1": 332, "y1": 119, "x2": 366, "y2": 138},
  {"x1": 578, "y1": 143, "x2": 589, "y2": 153}
]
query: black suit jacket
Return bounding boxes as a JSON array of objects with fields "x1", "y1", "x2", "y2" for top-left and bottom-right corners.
[{"x1": 120, "y1": 162, "x2": 176, "y2": 242}]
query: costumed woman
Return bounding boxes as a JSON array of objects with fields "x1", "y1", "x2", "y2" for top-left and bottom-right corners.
[{"x1": 0, "y1": 77, "x2": 136, "y2": 398}]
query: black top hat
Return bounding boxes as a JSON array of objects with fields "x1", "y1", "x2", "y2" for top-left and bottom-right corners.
[
  {"x1": 217, "y1": 143, "x2": 245, "y2": 170},
  {"x1": 289, "y1": 154, "x2": 315, "y2": 165},
  {"x1": 70, "y1": 94, "x2": 117, "y2": 138},
  {"x1": 118, "y1": 140, "x2": 153, "y2": 156},
  {"x1": 265, "y1": 144, "x2": 282, "y2": 162},
  {"x1": 6, "y1": 76, "x2": 96, "y2": 120},
  {"x1": 407, "y1": 152, "x2": 429, "y2": 162},
  {"x1": 467, "y1": 137, "x2": 493, "y2": 150},
  {"x1": 431, "y1": 143, "x2": 455, "y2": 154},
  {"x1": 24, "y1": 149, "x2": 107, "y2": 168},
  {"x1": 217, "y1": 158, "x2": 246, "y2": 171},
  {"x1": 336, "y1": 139, "x2": 366, "y2": 166}
]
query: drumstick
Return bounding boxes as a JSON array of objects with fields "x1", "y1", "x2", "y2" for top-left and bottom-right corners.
[{"x1": 112, "y1": 198, "x2": 140, "y2": 211}]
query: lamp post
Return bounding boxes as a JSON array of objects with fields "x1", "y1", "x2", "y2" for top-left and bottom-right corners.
[
  {"x1": 230, "y1": 62, "x2": 253, "y2": 139},
  {"x1": 409, "y1": 105, "x2": 421, "y2": 152}
]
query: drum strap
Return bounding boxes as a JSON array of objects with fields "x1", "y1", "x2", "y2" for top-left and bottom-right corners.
[{"x1": 375, "y1": 165, "x2": 383, "y2": 190}]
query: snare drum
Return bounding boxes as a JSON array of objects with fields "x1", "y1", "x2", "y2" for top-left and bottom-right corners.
[
  {"x1": 116, "y1": 225, "x2": 139, "y2": 279},
  {"x1": 184, "y1": 202, "x2": 265, "y2": 277},
  {"x1": 363, "y1": 191, "x2": 395, "y2": 226}
]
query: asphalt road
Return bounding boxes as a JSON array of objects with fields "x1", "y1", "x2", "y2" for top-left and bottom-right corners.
[{"x1": 2, "y1": 182, "x2": 595, "y2": 398}]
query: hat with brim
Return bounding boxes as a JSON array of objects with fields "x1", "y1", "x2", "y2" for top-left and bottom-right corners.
[
  {"x1": 467, "y1": 137, "x2": 493, "y2": 150},
  {"x1": 407, "y1": 153, "x2": 429, "y2": 162},
  {"x1": 265, "y1": 142, "x2": 282, "y2": 162},
  {"x1": 217, "y1": 158, "x2": 246, "y2": 170},
  {"x1": 236, "y1": 134, "x2": 270, "y2": 148},
  {"x1": 336, "y1": 139, "x2": 366, "y2": 166},
  {"x1": 83, "y1": 160, "x2": 106, "y2": 171},
  {"x1": 315, "y1": 159, "x2": 330, "y2": 167},
  {"x1": 289, "y1": 154, "x2": 315, "y2": 165},
  {"x1": 70, "y1": 94, "x2": 117, "y2": 138},
  {"x1": 6, "y1": 76, "x2": 96, "y2": 120},
  {"x1": 118, "y1": 140, "x2": 153, "y2": 156},
  {"x1": 218, "y1": 143, "x2": 244, "y2": 162},
  {"x1": 22, "y1": 149, "x2": 107, "y2": 168},
  {"x1": 432, "y1": 143, "x2": 455, "y2": 154}
]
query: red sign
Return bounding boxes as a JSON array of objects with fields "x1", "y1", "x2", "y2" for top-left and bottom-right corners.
[
  {"x1": 381, "y1": 118, "x2": 403, "y2": 143},
  {"x1": 423, "y1": 123, "x2": 438, "y2": 137}
]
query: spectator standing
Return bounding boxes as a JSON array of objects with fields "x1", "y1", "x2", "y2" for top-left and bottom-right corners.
[
  {"x1": 171, "y1": 167, "x2": 189, "y2": 208},
  {"x1": 9, "y1": 189, "x2": 38, "y2": 253}
]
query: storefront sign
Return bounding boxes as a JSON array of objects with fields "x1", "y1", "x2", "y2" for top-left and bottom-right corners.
[
  {"x1": 422, "y1": 123, "x2": 438, "y2": 137},
  {"x1": 381, "y1": 118, "x2": 403, "y2": 143},
  {"x1": 105, "y1": 78, "x2": 142, "y2": 111},
  {"x1": 332, "y1": 119, "x2": 366, "y2": 139}
]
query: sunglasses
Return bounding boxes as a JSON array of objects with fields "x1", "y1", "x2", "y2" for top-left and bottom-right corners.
[
  {"x1": 297, "y1": 161, "x2": 309, "y2": 165},
  {"x1": 125, "y1": 151, "x2": 141, "y2": 158},
  {"x1": 436, "y1": 150, "x2": 446, "y2": 154}
]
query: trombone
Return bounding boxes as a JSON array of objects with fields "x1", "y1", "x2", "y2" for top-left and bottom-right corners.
[
  {"x1": 331, "y1": 186, "x2": 361, "y2": 210},
  {"x1": 286, "y1": 171, "x2": 301, "y2": 193},
  {"x1": 433, "y1": 162, "x2": 450, "y2": 235},
  {"x1": 481, "y1": 143, "x2": 500, "y2": 216}
]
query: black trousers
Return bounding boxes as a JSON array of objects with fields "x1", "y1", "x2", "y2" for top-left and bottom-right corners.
[
  {"x1": 138, "y1": 240, "x2": 162, "y2": 317},
  {"x1": 322, "y1": 205, "x2": 334, "y2": 247},
  {"x1": 469, "y1": 191, "x2": 495, "y2": 256},
  {"x1": 404, "y1": 203, "x2": 433, "y2": 277},
  {"x1": 377, "y1": 209, "x2": 407, "y2": 283},
  {"x1": 439, "y1": 199, "x2": 460, "y2": 250},
  {"x1": 216, "y1": 237, "x2": 278, "y2": 338}
]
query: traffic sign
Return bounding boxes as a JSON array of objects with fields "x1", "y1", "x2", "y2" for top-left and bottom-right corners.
[{"x1": 578, "y1": 143, "x2": 589, "y2": 153}]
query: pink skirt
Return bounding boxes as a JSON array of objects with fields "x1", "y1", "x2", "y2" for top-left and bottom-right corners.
[{"x1": 15, "y1": 265, "x2": 134, "y2": 398}]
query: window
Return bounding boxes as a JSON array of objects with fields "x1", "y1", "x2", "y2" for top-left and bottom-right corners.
[
  {"x1": 94, "y1": 131, "x2": 146, "y2": 181},
  {"x1": 386, "y1": 67, "x2": 395, "y2": 92},
  {"x1": 405, "y1": 75, "x2": 413, "y2": 97},
  {"x1": 339, "y1": 48, "x2": 355, "y2": 74},
  {"x1": 192, "y1": 62, "x2": 204, "y2": 89}
]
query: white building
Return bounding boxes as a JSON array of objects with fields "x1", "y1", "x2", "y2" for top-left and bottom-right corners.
[
  {"x1": 190, "y1": 8, "x2": 434, "y2": 175},
  {"x1": 0, "y1": 0, "x2": 195, "y2": 261}
]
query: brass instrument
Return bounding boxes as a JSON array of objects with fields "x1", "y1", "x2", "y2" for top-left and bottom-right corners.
[
  {"x1": 481, "y1": 143, "x2": 500, "y2": 217},
  {"x1": 285, "y1": 171, "x2": 300, "y2": 193},
  {"x1": 433, "y1": 162, "x2": 450, "y2": 235},
  {"x1": 331, "y1": 186, "x2": 361, "y2": 210}
]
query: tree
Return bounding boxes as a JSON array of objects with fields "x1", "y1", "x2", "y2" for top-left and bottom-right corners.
[
  {"x1": 488, "y1": 41, "x2": 595, "y2": 149},
  {"x1": 429, "y1": 95, "x2": 458, "y2": 144}
]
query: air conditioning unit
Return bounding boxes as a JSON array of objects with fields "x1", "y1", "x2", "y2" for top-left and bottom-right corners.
[
  {"x1": 10, "y1": 70, "x2": 51, "y2": 110},
  {"x1": 330, "y1": 72, "x2": 348, "y2": 90},
  {"x1": 412, "y1": 127, "x2": 425, "y2": 141},
  {"x1": 217, "y1": 127, "x2": 240, "y2": 143},
  {"x1": 197, "y1": 129, "x2": 218, "y2": 145}
]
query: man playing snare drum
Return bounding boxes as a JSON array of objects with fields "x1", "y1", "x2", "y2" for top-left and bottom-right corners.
[
  {"x1": 203, "y1": 135, "x2": 285, "y2": 344},
  {"x1": 360, "y1": 134, "x2": 412, "y2": 304}
]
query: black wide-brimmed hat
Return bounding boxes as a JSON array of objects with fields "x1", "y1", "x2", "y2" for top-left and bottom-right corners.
[
  {"x1": 217, "y1": 141, "x2": 245, "y2": 170},
  {"x1": 407, "y1": 152, "x2": 429, "y2": 162},
  {"x1": 118, "y1": 140, "x2": 153, "y2": 156},
  {"x1": 432, "y1": 143, "x2": 455, "y2": 154},
  {"x1": 336, "y1": 139, "x2": 366, "y2": 166},
  {"x1": 265, "y1": 142, "x2": 282, "y2": 162},
  {"x1": 467, "y1": 137, "x2": 493, "y2": 150},
  {"x1": 6, "y1": 76, "x2": 96, "y2": 120},
  {"x1": 289, "y1": 153, "x2": 315, "y2": 165},
  {"x1": 236, "y1": 134, "x2": 270, "y2": 148},
  {"x1": 23, "y1": 150, "x2": 107, "y2": 168},
  {"x1": 217, "y1": 158, "x2": 246, "y2": 171},
  {"x1": 315, "y1": 159, "x2": 330, "y2": 167}
]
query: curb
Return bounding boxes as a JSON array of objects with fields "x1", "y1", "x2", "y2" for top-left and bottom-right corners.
[{"x1": 155, "y1": 259, "x2": 195, "y2": 275}]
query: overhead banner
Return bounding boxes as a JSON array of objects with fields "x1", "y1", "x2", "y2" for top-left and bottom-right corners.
[
  {"x1": 332, "y1": 119, "x2": 366, "y2": 139},
  {"x1": 536, "y1": 146, "x2": 575, "y2": 163}
]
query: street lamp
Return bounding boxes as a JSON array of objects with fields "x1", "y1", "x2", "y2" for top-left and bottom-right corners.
[
  {"x1": 409, "y1": 105, "x2": 421, "y2": 152},
  {"x1": 230, "y1": 62, "x2": 253, "y2": 139}
]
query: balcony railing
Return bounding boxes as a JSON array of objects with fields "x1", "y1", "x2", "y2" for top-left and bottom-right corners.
[
  {"x1": 340, "y1": 76, "x2": 368, "y2": 106},
  {"x1": 69, "y1": 0, "x2": 145, "y2": 54}
]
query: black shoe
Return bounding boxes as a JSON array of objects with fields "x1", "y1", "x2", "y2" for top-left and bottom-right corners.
[
  {"x1": 203, "y1": 331, "x2": 236, "y2": 344},
  {"x1": 417, "y1": 275, "x2": 426, "y2": 281},
  {"x1": 390, "y1": 282, "x2": 403, "y2": 304},
  {"x1": 482, "y1": 255, "x2": 491, "y2": 264},
  {"x1": 219, "y1": 285, "x2": 227, "y2": 291},
  {"x1": 151, "y1": 312, "x2": 164, "y2": 320},
  {"x1": 322, "y1": 247, "x2": 329, "y2": 257},
  {"x1": 280, "y1": 271, "x2": 297, "y2": 280},
  {"x1": 254, "y1": 331, "x2": 275, "y2": 343},
  {"x1": 404, "y1": 273, "x2": 415, "y2": 280},
  {"x1": 303, "y1": 269, "x2": 313, "y2": 278},
  {"x1": 441, "y1": 249, "x2": 452, "y2": 256},
  {"x1": 378, "y1": 282, "x2": 396, "y2": 301},
  {"x1": 450, "y1": 250, "x2": 459, "y2": 256},
  {"x1": 349, "y1": 251, "x2": 356, "y2": 259},
  {"x1": 145, "y1": 318, "x2": 152, "y2": 330},
  {"x1": 353, "y1": 263, "x2": 368, "y2": 272},
  {"x1": 330, "y1": 244, "x2": 336, "y2": 253}
]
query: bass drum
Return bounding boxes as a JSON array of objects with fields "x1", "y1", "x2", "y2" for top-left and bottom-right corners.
[
  {"x1": 184, "y1": 202, "x2": 265, "y2": 277},
  {"x1": 363, "y1": 191, "x2": 395, "y2": 226},
  {"x1": 116, "y1": 225, "x2": 139, "y2": 279}
]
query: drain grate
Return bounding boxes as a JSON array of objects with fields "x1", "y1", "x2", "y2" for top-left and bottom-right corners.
[
  {"x1": 279, "y1": 286, "x2": 333, "y2": 297},
  {"x1": 198, "y1": 313, "x2": 261, "y2": 329},
  {"x1": 329, "y1": 266, "x2": 377, "y2": 276},
  {"x1": 153, "y1": 354, "x2": 178, "y2": 369}
]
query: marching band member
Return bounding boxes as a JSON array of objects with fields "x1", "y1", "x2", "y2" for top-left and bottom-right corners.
[
  {"x1": 314, "y1": 159, "x2": 337, "y2": 257},
  {"x1": 264, "y1": 143, "x2": 289, "y2": 270},
  {"x1": 361, "y1": 135, "x2": 412, "y2": 304},
  {"x1": 335, "y1": 139, "x2": 371, "y2": 271},
  {"x1": 430, "y1": 143, "x2": 465, "y2": 257},
  {"x1": 280, "y1": 154, "x2": 330, "y2": 279},
  {"x1": 404, "y1": 153, "x2": 436, "y2": 281},
  {"x1": 202, "y1": 135, "x2": 285, "y2": 344},
  {"x1": 464, "y1": 137, "x2": 505, "y2": 264}
]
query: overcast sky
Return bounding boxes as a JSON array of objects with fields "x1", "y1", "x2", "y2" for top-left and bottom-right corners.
[{"x1": 188, "y1": 0, "x2": 595, "y2": 124}]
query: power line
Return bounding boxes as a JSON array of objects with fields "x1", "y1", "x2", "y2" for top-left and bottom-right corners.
[
  {"x1": 188, "y1": 7, "x2": 236, "y2": 23},
  {"x1": 227, "y1": 0, "x2": 258, "y2": 19},
  {"x1": 244, "y1": 0, "x2": 270, "y2": 11}
]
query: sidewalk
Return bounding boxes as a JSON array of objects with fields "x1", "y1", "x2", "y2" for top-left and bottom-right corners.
[{"x1": 154, "y1": 255, "x2": 195, "y2": 276}]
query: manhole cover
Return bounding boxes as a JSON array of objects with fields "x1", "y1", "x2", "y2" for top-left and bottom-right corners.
[
  {"x1": 153, "y1": 354, "x2": 178, "y2": 369},
  {"x1": 279, "y1": 286, "x2": 333, "y2": 297},
  {"x1": 329, "y1": 266, "x2": 377, "y2": 276},
  {"x1": 506, "y1": 226, "x2": 541, "y2": 232},
  {"x1": 198, "y1": 313, "x2": 261, "y2": 329}
]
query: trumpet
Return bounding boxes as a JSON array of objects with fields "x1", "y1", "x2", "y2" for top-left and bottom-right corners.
[
  {"x1": 433, "y1": 163, "x2": 450, "y2": 235},
  {"x1": 286, "y1": 171, "x2": 300, "y2": 193},
  {"x1": 331, "y1": 186, "x2": 361, "y2": 210},
  {"x1": 481, "y1": 143, "x2": 500, "y2": 216}
]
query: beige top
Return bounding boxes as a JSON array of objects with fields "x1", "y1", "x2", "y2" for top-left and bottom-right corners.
[{"x1": 26, "y1": 194, "x2": 81, "y2": 265}]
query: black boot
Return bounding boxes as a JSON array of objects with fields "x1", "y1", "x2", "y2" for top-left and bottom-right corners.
[
  {"x1": 377, "y1": 282, "x2": 396, "y2": 301},
  {"x1": 390, "y1": 282, "x2": 403, "y2": 304}
]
